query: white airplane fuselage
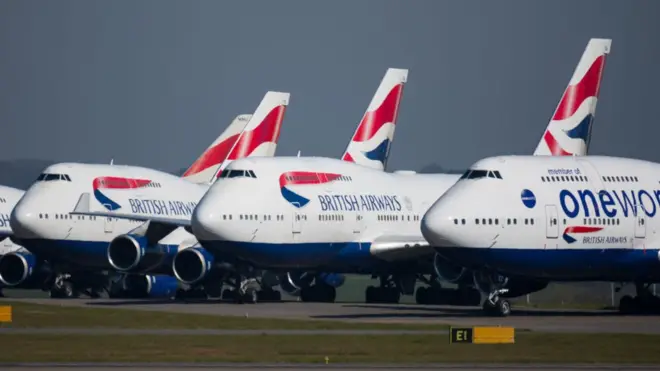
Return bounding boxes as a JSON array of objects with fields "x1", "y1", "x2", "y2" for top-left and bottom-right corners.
[
  {"x1": 0, "y1": 185, "x2": 26, "y2": 255},
  {"x1": 421, "y1": 155, "x2": 660, "y2": 282},
  {"x1": 191, "y1": 156, "x2": 460, "y2": 270},
  {"x1": 10, "y1": 163, "x2": 204, "y2": 269}
]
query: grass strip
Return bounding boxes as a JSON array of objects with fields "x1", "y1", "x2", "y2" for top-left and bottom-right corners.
[
  {"x1": 0, "y1": 333, "x2": 659, "y2": 363},
  {"x1": 0, "y1": 301, "x2": 449, "y2": 330}
]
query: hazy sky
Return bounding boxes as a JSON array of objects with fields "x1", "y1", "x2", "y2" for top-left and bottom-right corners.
[{"x1": 1, "y1": 0, "x2": 658, "y2": 172}]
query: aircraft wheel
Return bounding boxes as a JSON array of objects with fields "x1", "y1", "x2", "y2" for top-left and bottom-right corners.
[
  {"x1": 60, "y1": 281, "x2": 78, "y2": 299},
  {"x1": 365, "y1": 286, "x2": 376, "y2": 303},
  {"x1": 324, "y1": 286, "x2": 336, "y2": 303},
  {"x1": 619, "y1": 295, "x2": 636, "y2": 314},
  {"x1": 243, "y1": 287, "x2": 258, "y2": 304},
  {"x1": 385, "y1": 288, "x2": 400, "y2": 304},
  {"x1": 415, "y1": 287, "x2": 428, "y2": 304},
  {"x1": 495, "y1": 298, "x2": 511, "y2": 316}
]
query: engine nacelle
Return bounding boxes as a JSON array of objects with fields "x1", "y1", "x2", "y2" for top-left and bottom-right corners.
[
  {"x1": 107, "y1": 234, "x2": 176, "y2": 273},
  {"x1": 278, "y1": 271, "x2": 345, "y2": 295},
  {"x1": 0, "y1": 251, "x2": 38, "y2": 286},
  {"x1": 172, "y1": 247, "x2": 214, "y2": 285},
  {"x1": 123, "y1": 274, "x2": 179, "y2": 298},
  {"x1": 278, "y1": 271, "x2": 314, "y2": 295},
  {"x1": 318, "y1": 272, "x2": 345, "y2": 288},
  {"x1": 472, "y1": 270, "x2": 548, "y2": 298},
  {"x1": 433, "y1": 253, "x2": 468, "y2": 283}
]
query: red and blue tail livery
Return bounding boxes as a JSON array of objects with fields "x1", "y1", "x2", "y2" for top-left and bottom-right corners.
[
  {"x1": 182, "y1": 114, "x2": 251, "y2": 185},
  {"x1": 93, "y1": 176, "x2": 153, "y2": 211},
  {"x1": 534, "y1": 38, "x2": 610, "y2": 157},
  {"x1": 341, "y1": 68, "x2": 407, "y2": 171}
]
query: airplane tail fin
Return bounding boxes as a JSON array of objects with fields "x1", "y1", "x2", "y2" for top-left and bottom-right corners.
[
  {"x1": 212, "y1": 91, "x2": 290, "y2": 179},
  {"x1": 180, "y1": 114, "x2": 252, "y2": 184},
  {"x1": 534, "y1": 38, "x2": 611, "y2": 156},
  {"x1": 341, "y1": 68, "x2": 408, "y2": 171}
]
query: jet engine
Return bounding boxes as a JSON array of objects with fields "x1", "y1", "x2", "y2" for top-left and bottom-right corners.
[
  {"x1": 172, "y1": 247, "x2": 214, "y2": 285},
  {"x1": 0, "y1": 251, "x2": 39, "y2": 286},
  {"x1": 107, "y1": 234, "x2": 177, "y2": 273},
  {"x1": 278, "y1": 271, "x2": 345, "y2": 295},
  {"x1": 472, "y1": 270, "x2": 548, "y2": 298},
  {"x1": 123, "y1": 274, "x2": 179, "y2": 298},
  {"x1": 433, "y1": 253, "x2": 469, "y2": 283}
]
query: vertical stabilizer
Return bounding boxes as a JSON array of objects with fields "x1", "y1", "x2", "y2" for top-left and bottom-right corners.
[
  {"x1": 181, "y1": 114, "x2": 252, "y2": 184},
  {"x1": 213, "y1": 91, "x2": 290, "y2": 177},
  {"x1": 534, "y1": 38, "x2": 611, "y2": 156},
  {"x1": 341, "y1": 68, "x2": 408, "y2": 170}
]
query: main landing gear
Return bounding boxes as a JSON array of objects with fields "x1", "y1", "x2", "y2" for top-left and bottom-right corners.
[
  {"x1": 51, "y1": 273, "x2": 105, "y2": 299},
  {"x1": 619, "y1": 282, "x2": 660, "y2": 314},
  {"x1": 364, "y1": 274, "x2": 426, "y2": 304},
  {"x1": 215, "y1": 272, "x2": 283, "y2": 304},
  {"x1": 365, "y1": 275, "x2": 403, "y2": 304},
  {"x1": 413, "y1": 273, "x2": 481, "y2": 306}
]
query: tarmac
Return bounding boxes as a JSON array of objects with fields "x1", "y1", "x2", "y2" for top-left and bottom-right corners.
[
  {"x1": 5, "y1": 297, "x2": 660, "y2": 334},
  {"x1": 2, "y1": 363, "x2": 660, "y2": 370},
  {"x1": 3, "y1": 298, "x2": 660, "y2": 369}
]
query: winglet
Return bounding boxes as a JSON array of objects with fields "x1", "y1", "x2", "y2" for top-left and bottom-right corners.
[{"x1": 341, "y1": 68, "x2": 408, "y2": 171}]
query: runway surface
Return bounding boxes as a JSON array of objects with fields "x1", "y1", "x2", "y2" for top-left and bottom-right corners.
[
  {"x1": 0, "y1": 328, "x2": 447, "y2": 335},
  {"x1": 3, "y1": 364, "x2": 660, "y2": 370},
  {"x1": 0, "y1": 363, "x2": 658, "y2": 371},
  {"x1": 7, "y1": 298, "x2": 660, "y2": 334}
]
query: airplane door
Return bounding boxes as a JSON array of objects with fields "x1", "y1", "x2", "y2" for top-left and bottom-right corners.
[
  {"x1": 545, "y1": 205, "x2": 559, "y2": 239},
  {"x1": 292, "y1": 210, "x2": 302, "y2": 235},
  {"x1": 635, "y1": 215, "x2": 646, "y2": 239},
  {"x1": 104, "y1": 216, "x2": 114, "y2": 233},
  {"x1": 353, "y1": 214, "x2": 364, "y2": 234}
]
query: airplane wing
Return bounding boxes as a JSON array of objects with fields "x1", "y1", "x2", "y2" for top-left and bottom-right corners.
[
  {"x1": 368, "y1": 235, "x2": 433, "y2": 262},
  {"x1": 71, "y1": 193, "x2": 192, "y2": 227}
]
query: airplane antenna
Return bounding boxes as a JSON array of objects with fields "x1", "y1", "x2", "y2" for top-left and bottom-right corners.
[
  {"x1": 110, "y1": 158, "x2": 114, "y2": 165},
  {"x1": 297, "y1": 150, "x2": 301, "y2": 157}
]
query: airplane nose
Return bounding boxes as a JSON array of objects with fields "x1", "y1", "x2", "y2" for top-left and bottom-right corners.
[
  {"x1": 191, "y1": 199, "x2": 222, "y2": 241},
  {"x1": 420, "y1": 203, "x2": 459, "y2": 248},
  {"x1": 10, "y1": 203, "x2": 39, "y2": 239}
]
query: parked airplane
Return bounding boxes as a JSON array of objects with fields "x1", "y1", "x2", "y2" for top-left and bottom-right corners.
[
  {"x1": 421, "y1": 155, "x2": 660, "y2": 316},
  {"x1": 71, "y1": 39, "x2": 610, "y2": 304},
  {"x1": 7, "y1": 91, "x2": 288, "y2": 299},
  {"x1": 0, "y1": 185, "x2": 27, "y2": 297},
  {"x1": 71, "y1": 68, "x2": 409, "y2": 302}
]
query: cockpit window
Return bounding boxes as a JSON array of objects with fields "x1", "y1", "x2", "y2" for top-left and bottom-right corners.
[
  {"x1": 36, "y1": 173, "x2": 72, "y2": 182},
  {"x1": 460, "y1": 169, "x2": 502, "y2": 180},
  {"x1": 218, "y1": 169, "x2": 257, "y2": 179},
  {"x1": 467, "y1": 170, "x2": 488, "y2": 179}
]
